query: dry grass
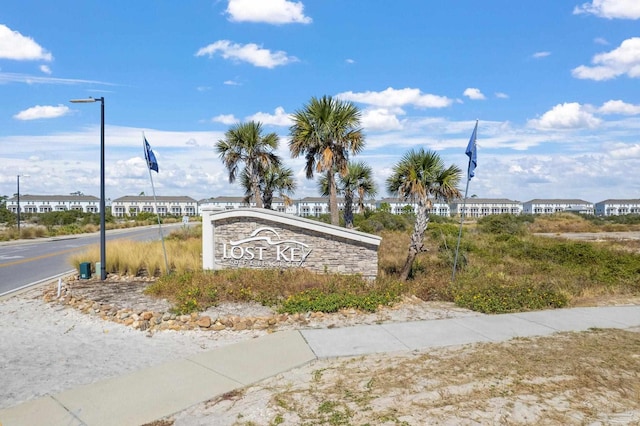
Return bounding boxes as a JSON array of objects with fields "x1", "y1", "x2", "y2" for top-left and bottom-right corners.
[
  {"x1": 237, "y1": 328, "x2": 640, "y2": 425},
  {"x1": 527, "y1": 213, "x2": 599, "y2": 233},
  {"x1": 68, "y1": 238, "x2": 201, "y2": 276}
]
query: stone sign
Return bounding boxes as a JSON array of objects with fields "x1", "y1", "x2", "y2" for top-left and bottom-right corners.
[{"x1": 202, "y1": 207, "x2": 381, "y2": 279}]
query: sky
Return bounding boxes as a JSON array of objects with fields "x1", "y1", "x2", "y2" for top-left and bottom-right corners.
[{"x1": 1, "y1": 0, "x2": 640, "y2": 204}]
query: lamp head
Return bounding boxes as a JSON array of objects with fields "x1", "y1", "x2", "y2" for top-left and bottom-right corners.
[{"x1": 70, "y1": 97, "x2": 98, "y2": 103}]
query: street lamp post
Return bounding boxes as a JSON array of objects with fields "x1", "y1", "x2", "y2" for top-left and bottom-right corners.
[
  {"x1": 70, "y1": 96, "x2": 106, "y2": 280},
  {"x1": 16, "y1": 174, "x2": 29, "y2": 234}
]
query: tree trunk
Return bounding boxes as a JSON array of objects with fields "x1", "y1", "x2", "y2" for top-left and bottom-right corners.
[
  {"x1": 399, "y1": 198, "x2": 430, "y2": 281},
  {"x1": 263, "y1": 190, "x2": 273, "y2": 209},
  {"x1": 344, "y1": 191, "x2": 354, "y2": 228},
  {"x1": 251, "y1": 173, "x2": 263, "y2": 208},
  {"x1": 328, "y1": 171, "x2": 339, "y2": 226}
]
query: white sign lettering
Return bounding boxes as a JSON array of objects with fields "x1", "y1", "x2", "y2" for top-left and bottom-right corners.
[{"x1": 219, "y1": 227, "x2": 312, "y2": 268}]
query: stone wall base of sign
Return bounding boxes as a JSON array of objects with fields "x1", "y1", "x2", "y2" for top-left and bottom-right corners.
[{"x1": 202, "y1": 208, "x2": 381, "y2": 280}]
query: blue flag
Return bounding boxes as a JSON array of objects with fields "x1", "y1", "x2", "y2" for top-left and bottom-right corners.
[
  {"x1": 465, "y1": 121, "x2": 478, "y2": 179},
  {"x1": 144, "y1": 137, "x2": 159, "y2": 173}
]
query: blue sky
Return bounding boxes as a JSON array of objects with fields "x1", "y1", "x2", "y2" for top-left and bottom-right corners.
[{"x1": 2, "y1": 0, "x2": 640, "y2": 203}]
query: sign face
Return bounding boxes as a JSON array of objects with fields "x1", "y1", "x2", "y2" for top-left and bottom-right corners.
[
  {"x1": 218, "y1": 227, "x2": 312, "y2": 268},
  {"x1": 202, "y1": 208, "x2": 381, "y2": 279}
]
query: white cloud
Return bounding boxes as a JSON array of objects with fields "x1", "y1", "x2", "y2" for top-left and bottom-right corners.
[
  {"x1": 594, "y1": 37, "x2": 609, "y2": 45},
  {"x1": 573, "y1": 0, "x2": 640, "y2": 19},
  {"x1": 195, "y1": 40, "x2": 298, "y2": 68},
  {"x1": 13, "y1": 105, "x2": 70, "y2": 120},
  {"x1": 361, "y1": 108, "x2": 404, "y2": 131},
  {"x1": 532, "y1": 51, "x2": 551, "y2": 58},
  {"x1": 463, "y1": 88, "x2": 486, "y2": 100},
  {"x1": 226, "y1": 0, "x2": 312, "y2": 24},
  {"x1": 608, "y1": 142, "x2": 640, "y2": 159},
  {"x1": 223, "y1": 80, "x2": 241, "y2": 86},
  {"x1": 598, "y1": 100, "x2": 640, "y2": 115},
  {"x1": 572, "y1": 37, "x2": 640, "y2": 80},
  {"x1": 246, "y1": 106, "x2": 292, "y2": 126},
  {"x1": 39, "y1": 65, "x2": 52, "y2": 74},
  {"x1": 528, "y1": 102, "x2": 602, "y2": 129},
  {"x1": 211, "y1": 114, "x2": 238, "y2": 125},
  {"x1": 336, "y1": 87, "x2": 453, "y2": 109},
  {"x1": 495, "y1": 92, "x2": 509, "y2": 99},
  {"x1": 0, "y1": 24, "x2": 53, "y2": 61},
  {"x1": 345, "y1": 58, "x2": 355, "y2": 64}
]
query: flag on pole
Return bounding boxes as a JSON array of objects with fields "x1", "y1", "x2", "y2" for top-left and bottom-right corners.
[
  {"x1": 144, "y1": 137, "x2": 159, "y2": 172},
  {"x1": 465, "y1": 121, "x2": 478, "y2": 179}
]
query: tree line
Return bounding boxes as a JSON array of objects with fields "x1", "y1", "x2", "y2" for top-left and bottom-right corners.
[{"x1": 216, "y1": 95, "x2": 463, "y2": 280}]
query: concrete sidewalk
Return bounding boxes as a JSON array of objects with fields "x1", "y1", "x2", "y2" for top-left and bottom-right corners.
[{"x1": 1, "y1": 305, "x2": 639, "y2": 426}]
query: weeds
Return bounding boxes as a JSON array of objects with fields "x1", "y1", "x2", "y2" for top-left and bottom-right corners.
[
  {"x1": 66, "y1": 212, "x2": 640, "y2": 315},
  {"x1": 146, "y1": 269, "x2": 405, "y2": 314}
]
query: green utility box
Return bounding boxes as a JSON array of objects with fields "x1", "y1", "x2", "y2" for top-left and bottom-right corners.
[{"x1": 79, "y1": 262, "x2": 92, "y2": 279}]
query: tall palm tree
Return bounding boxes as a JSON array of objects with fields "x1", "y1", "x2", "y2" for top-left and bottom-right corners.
[
  {"x1": 319, "y1": 161, "x2": 377, "y2": 228},
  {"x1": 289, "y1": 95, "x2": 365, "y2": 225},
  {"x1": 241, "y1": 163, "x2": 297, "y2": 210},
  {"x1": 386, "y1": 148, "x2": 462, "y2": 281},
  {"x1": 216, "y1": 121, "x2": 280, "y2": 208}
]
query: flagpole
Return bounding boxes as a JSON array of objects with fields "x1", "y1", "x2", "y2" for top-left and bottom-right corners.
[
  {"x1": 452, "y1": 176, "x2": 470, "y2": 281},
  {"x1": 143, "y1": 132, "x2": 170, "y2": 275},
  {"x1": 452, "y1": 120, "x2": 478, "y2": 281}
]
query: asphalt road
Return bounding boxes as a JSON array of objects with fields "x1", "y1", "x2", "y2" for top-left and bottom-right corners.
[{"x1": 0, "y1": 223, "x2": 189, "y2": 296}]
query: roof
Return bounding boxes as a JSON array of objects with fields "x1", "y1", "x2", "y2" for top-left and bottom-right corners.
[
  {"x1": 449, "y1": 198, "x2": 520, "y2": 205},
  {"x1": 524, "y1": 199, "x2": 593, "y2": 205},
  {"x1": 112, "y1": 196, "x2": 197, "y2": 203},
  {"x1": 595, "y1": 199, "x2": 640, "y2": 204},
  {"x1": 7, "y1": 194, "x2": 99, "y2": 202}
]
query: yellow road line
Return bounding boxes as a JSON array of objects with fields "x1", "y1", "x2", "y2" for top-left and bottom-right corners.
[{"x1": 0, "y1": 246, "x2": 85, "y2": 268}]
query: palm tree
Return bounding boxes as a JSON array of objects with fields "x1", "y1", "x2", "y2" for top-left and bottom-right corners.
[
  {"x1": 319, "y1": 161, "x2": 377, "y2": 228},
  {"x1": 241, "y1": 163, "x2": 297, "y2": 210},
  {"x1": 386, "y1": 148, "x2": 462, "y2": 281},
  {"x1": 216, "y1": 121, "x2": 280, "y2": 208},
  {"x1": 289, "y1": 95, "x2": 365, "y2": 225}
]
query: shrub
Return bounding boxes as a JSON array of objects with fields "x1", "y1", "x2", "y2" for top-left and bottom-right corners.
[
  {"x1": 452, "y1": 277, "x2": 568, "y2": 314},
  {"x1": 477, "y1": 214, "x2": 533, "y2": 236},
  {"x1": 146, "y1": 269, "x2": 405, "y2": 314},
  {"x1": 355, "y1": 211, "x2": 412, "y2": 233}
]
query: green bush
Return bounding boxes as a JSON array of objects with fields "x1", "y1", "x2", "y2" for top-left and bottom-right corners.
[
  {"x1": 0, "y1": 207, "x2": 15, "y2": 224},
  {"x1": 453, "y1": 279, "x2": 568, "y2": 314},
  {"x1": 477, "y1": 214, "x2": 534, "y2": 236},
  {"x1": 278, "y1": 288, "x2": 398, "y2": 314},
  {"x1": 355, "y1": 211, "x2": 412, "y2": 233}
]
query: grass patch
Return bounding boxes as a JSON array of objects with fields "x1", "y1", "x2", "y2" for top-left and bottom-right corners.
[{"x1": 146, "y1": 269, "x2": 405, "y2": 314}]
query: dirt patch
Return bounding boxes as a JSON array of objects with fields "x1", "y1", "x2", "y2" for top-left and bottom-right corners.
[{"x1": 170, "y1": 328, "x2": 640, "y2": 425}]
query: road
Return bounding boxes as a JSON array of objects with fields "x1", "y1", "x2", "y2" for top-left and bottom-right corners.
[{"x1": 0, "y1": 224, "x2": 189, "y2": 296}]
